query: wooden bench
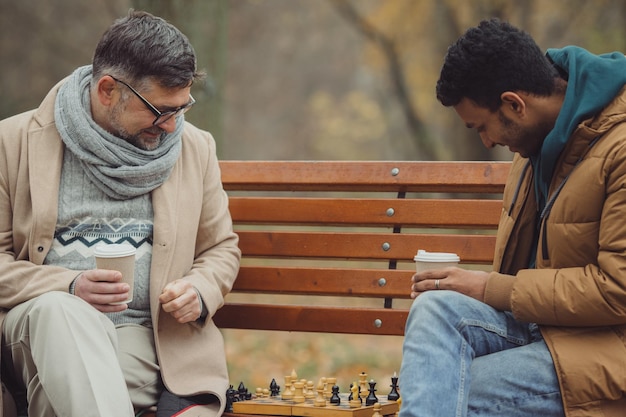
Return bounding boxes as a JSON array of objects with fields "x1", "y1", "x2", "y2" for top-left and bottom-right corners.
[
  {"x1": 140, "y1": 160, "x2": 510, "y2": 417},
  {"x1": 215, "y1": 160, "x2": 510, "y2": 336}
]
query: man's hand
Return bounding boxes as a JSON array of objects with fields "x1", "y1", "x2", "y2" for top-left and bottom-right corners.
[
  {"x1": 73, "y1": 269, "x2": 130, "y2": 312},
  {"x1": 159, "y1": 279, "x2": 202, "y2": 324},
  {"x1": 410, "y1": 267, "x2": 489, "y2": 301}
]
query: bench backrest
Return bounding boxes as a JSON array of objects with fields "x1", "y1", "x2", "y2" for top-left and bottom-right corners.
[{"x1": 213, "y1": 161, "x2": 511, "y2": 336}]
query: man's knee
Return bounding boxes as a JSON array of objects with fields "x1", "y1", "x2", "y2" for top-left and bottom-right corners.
[
  {"x1": 18, "y1": 292, "x2": 116, "y2": 341},
  {"x1": 407, "y1": 291, "x2": 489, "y2": 335},
  {"x1": 28, "y1": 291, "x2": 75, "y2": 311},
  {"x1": 409, "y1": 290, "x2": 467, "y2": 316},
  {"x1": 29, "y1": 292, "x2": 97, "y2": 318}
]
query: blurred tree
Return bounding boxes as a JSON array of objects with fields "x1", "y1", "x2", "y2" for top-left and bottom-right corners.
[
  {"x1": 0, "y1": 0, "x2": 129, "y2": 119},
  {"x1": 329, "y1": 0, "x2": 434, "y2": 159},
  {"x1": 221, "y1": 1, "x2": 379, "y2": 160},
  {"x1": 328, "y1": 0, "x2": 626, "y2": 161},
  {"x1": 1, "y1": 1, "x2": 624, "y2": 161}
]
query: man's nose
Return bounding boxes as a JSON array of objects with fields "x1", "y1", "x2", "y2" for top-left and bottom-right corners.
[
  {"x1": 156, "y1": 117, "x2": 178, "y2": 133},
  {"x1": 480, "y1": 134, "x2": 495, "y2": 149}
]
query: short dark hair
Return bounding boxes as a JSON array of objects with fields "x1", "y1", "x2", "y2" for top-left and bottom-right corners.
[
  {"x1": 92, "y1": 10, "x2": 203, "y2": 88},
  {"x1": 436, "y1": 18, "x2": 558, "y2": 111}
]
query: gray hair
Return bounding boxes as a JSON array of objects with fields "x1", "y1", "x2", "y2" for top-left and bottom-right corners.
[{"x1": 92, "y1": 9, "x2": 204, "y2": 89}]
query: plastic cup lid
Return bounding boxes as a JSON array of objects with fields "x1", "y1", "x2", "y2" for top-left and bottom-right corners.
[
  {"x1": 93, "y1": 243, "x2": 136, "y2": 258},
  {"x1": 413, "y1": 249, "x2": 460, "y2": 263}
]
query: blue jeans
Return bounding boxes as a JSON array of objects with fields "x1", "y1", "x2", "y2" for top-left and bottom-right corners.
[{"x1": 399, "y1": 291, "x2": 565, "y2": 417}]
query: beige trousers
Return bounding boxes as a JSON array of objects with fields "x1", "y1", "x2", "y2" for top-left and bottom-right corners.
[{"x1": 1, "y1": 292, "x2": 161, "y2": 417}]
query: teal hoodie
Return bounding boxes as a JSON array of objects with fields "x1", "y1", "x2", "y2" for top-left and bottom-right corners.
[{"x1": 533, "y1": 46, "x2": 626, "y2": 212}]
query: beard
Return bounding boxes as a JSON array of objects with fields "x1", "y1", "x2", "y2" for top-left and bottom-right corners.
[
  {"x1": 498, "y1": 110, "x2": 552, "y2": 158},
  {"x1": 108, "y1": 103, "x2": 167, "y2": 151}
]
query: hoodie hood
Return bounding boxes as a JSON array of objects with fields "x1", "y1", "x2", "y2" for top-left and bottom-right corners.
[{"x1": 532, "y1": 46, "x2": 626, "y2": 210}]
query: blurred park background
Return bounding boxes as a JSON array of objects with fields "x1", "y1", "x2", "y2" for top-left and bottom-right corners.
[{"x1": 2, "y1": 0, "x2": 626, "y2": 392}]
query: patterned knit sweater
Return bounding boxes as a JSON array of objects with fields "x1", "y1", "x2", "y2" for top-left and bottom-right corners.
[{"x1": 43, "y1": 148, "x2": 154, "y2": 327}]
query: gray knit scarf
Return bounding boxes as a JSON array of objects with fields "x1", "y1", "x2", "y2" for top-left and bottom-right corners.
[{"x1": 55, "y1": 65, "x2": 183, "y2": 200}]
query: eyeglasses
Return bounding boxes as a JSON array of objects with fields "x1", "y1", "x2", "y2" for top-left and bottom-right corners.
[{"x1": 109, "y1": 75, "x2": 195, "y2": 126}]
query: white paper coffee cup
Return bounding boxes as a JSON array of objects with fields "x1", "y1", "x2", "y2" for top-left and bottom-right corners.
[
  {"x1": 94, "y1": 243, "x2": 136, "y2": 305},
  {"x1": 414, "y1": 249, "x2": 460, "y2": 272}
]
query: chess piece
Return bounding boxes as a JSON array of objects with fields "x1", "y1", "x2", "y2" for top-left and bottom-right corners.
[
  {"x1": 291, "y1": 369, "x2": 298, "y2": 391},
  {"x1": 359, "y1": 372, "x2": 368, "y2": 401},
  {"x1": 372, "y1": 402, "x2": 383, "y2": 417},
  {"x1": 330, "y1": 385, "x2": 341, "y2": 405},
  {"x1": 299, "y1": 379, "x2": 308, "y2": 398},
  {"x1": 293, "y1": 381, "x2": 305, "y2": 403},
  {"x1": 365, "y1": 380, "x2": 378, "y2": 406},
  {"x1": 270, "y1": 378, "x2": 281, "y2": 397},
  {"x1": 349, "y1": 382, "x2": 361, "y2": 408},
  {"x1": 314, "y1": 378, "x2": 326, "y2": 407},
  {"x1": 225, "y1": 385, "x2": 237, "y2": 412},
  {"x1": 388, "y1": 374, "x2": 400, "y2": 401},
  {"x1": 282, "y1": 375, "x2": 294, "y2": 401},
  {"x1": 255, "y1": 387, "x2": 263, "y2": 398},
  {"x1": 325, "y1": 377, "x2": 336, "y2": 400},
  {"x1": 305, "y1": 381, "x2": 316, "y2": 399},
  {"x1": 238, "y1": 382, "x2": 251, "y2": 400}
]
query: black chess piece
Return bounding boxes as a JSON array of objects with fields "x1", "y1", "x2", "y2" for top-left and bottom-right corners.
[
  {"x1": 365, "y1": 381, "x2": 378, "y2": 406},
  {"x1": 270, "y1": 378, "x2": 281, "y2": 397},
  {"x1": 225, "y1": 385, "x2": 237, "y2": 412},
  {"x1": 348, "y1": 383, "x2": 354, "y2": 401},
  {"x1": 330, "y1": 385, "x2": 341, "y2": 405},
  {"x1": 388, "y1": 375, "x2": 400, "y2": 401},
  {"x1": 238, "y1": 382, "x2": 252, "y2": 401}
]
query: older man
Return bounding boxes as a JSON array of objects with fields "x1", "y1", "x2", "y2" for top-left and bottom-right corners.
[{"x1": 0, "y1": 10, "x2": 240, "y2": 417}]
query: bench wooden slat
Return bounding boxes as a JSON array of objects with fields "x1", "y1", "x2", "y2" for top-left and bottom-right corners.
[
  {"x1": 233, "y1": 266, "x2": 412, "y2": 298},
  {"x1": 238, "y1": 231, "x2": 496, "y2": 263},
  {"x1": 220, "y1": 161, "x2": 510, "y2": 193},
  {"x1": 213, "y1": 304, "x2": 408, "y2": 336},
  {"x1": 229, "y1": 198, "x2": 501, "y2": 228},
  {"x1": 213, "y1": 161, "x2": 510, "y2": 335}
]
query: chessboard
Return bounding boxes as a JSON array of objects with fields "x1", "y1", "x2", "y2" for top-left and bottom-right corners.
[
  {"x1": 231, "y1": 393, "x2": 399, "y2": 417},
  {"x1": 227, "y1": 371, "x2": 400, "y2": 417}
]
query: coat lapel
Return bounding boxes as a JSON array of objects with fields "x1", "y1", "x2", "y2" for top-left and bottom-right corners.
[
  {"x1": 149, "y1": 160, "x2": 181, "y2": 314},
  {"x1": 27, "y1": 124, "x2": 63, "y2": 265}
]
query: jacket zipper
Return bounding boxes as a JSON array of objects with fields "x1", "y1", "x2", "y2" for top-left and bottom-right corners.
[{"x1": 539, "y1": 135, "x2": 602, "y2": 261}]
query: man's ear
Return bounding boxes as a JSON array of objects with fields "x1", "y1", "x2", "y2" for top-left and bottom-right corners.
[
  {"x1": 95, "y1": 76, "x2": 118, "y2": 106},
  {"x1": 500, "y1": 91, "x2": 526, "y2": 117}
]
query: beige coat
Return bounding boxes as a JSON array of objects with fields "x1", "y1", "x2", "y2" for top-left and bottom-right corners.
[
  {"x1": 484, "y1": 87, "x2": 626, "y2": 416},
  {"x1": 0, "y1": 82, "x2": 241, "y2": 416}
]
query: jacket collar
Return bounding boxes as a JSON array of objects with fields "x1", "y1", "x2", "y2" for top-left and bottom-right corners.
[{"x1": 534, "y1": 47, "x2": 626, "y2": 212}]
